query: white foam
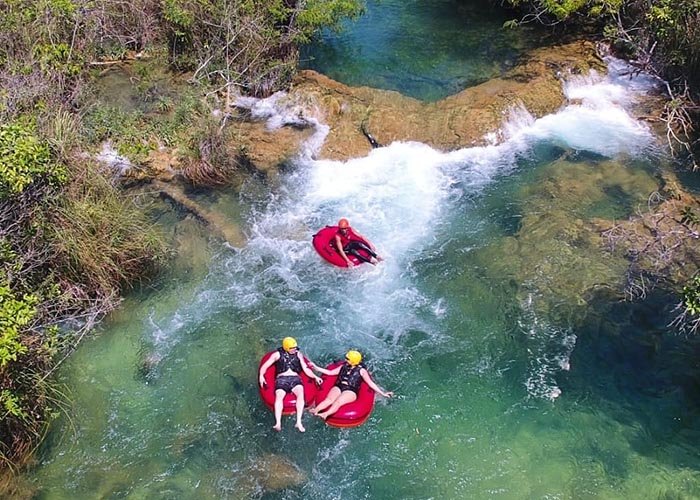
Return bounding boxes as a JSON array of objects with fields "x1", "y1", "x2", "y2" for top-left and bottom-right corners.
[
  {"x1": 520, "y1": 294, "x2": 578, "y2": 401},
  {"x1": 180, "y1": 58, "x2": 659, "y2": 386},
  {"x1": 96, "y1": 141, "x2": 133, "y2": 176},
  {"x1": 497, "y1": 59, "x2": 657, "y2": 157},
  {"x1": 234, "y1": 91, "x2": 329, "y2": 159}
]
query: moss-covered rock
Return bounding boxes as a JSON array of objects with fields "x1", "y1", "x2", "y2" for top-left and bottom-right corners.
[{"x1": 478, "y1": 156, "x2": 661, "y2": 322}]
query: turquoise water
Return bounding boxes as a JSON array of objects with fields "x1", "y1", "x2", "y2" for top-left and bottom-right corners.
[
  {"x1": 28, "y1": 3, "x2": 700, "y2": 500},
  {"x1": 300, "y1": 0, "x2": 538, "y2": 101}
]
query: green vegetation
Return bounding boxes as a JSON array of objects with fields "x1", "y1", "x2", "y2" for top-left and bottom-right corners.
[
  {"x1": 158, "y1": 0, "x2": 364, "y2": 94},
  {"x1": 0, "y1": 121, "x2": 66, "y2": 197},
  {"x1": 674, "y1": 274, "x2": 700, "y2": 334},
  {"x1": 0, "y1": 0, "x2": 364, "y2": 476},
  {"x1": 682, "y1": 275, "x2": 700, "y2": 317},
  {"x1": 500, "y1": 0, "x2": 699, "y2": 86},
  {"x1": 500, "y1": 0, "x2": 699, "y2": 152},
  {"x1": 644, "y1": 1, "x2": 700, "y2": 88},
  {"x1": 0, "y1": 149, "x2": 166, "y2": 474},
  {"x1": 0, "y1": 283, "x2": 35, "y2": 369}
]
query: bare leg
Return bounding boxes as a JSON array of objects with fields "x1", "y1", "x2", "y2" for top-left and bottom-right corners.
[
  {"x1": 273, "y1": 389, "x2": 286, "y2": 431},
  {"x1": 292, "y1": 385, "x2": 306, "y2": 432},
  {"x1": 311, "y1": 387, "x2": 341, "y2": 415},
  {"x1": 317, "y1": 391, "x2": 357, "y2": 420}
]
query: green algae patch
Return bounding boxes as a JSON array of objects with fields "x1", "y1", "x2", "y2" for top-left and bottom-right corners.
[{"x1": 479, "y1": 156, "x2": 660, "y2": 321}]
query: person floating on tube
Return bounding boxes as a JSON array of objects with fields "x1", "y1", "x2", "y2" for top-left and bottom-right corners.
[
  {"x1": 258, "y1": 337, "x2": 323, "y2": 432},
  {"x1": 334, "y1": 218, "x2": 383, "y2": 267},
  {"x1": 311, "y1": 350, "x2": 393, "y2": 420}
]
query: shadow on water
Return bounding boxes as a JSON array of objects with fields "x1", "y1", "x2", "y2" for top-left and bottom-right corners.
[
  {"x1": 675, "y1": 166, "x2": 700, "y2": 195},
  {"x1": 563, "y1": 288, "x2": 700, "y2": 467}
]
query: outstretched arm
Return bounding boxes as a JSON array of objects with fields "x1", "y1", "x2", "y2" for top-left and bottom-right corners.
[
  {"x1": 322, "y1": 365, "x2": 343, "y2": 377},
  {"x1": 259, "y1": 352, "x2": 280, "y2": 387},
  {"x1": 299, "y1": 353, "x2": 323, "y2": 385},
  {"x1": 334, "y1": 234, "x2": 354, "y2": 267},
  {"x1": 361, "y1": 369, "x2": 393, "y2": 398},
  {"x1": 306, "y1": 359, "x2": 338, "y2": 376}
]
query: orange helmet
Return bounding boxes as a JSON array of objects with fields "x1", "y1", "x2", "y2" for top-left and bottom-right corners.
[{"x1": 338, "y1": 218, "x2": 350, "y2": 229}]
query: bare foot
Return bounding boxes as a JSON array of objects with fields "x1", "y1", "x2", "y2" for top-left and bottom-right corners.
[
  {"x1": 295, "y1": 422, "x2": 306, "y2": 432},
  {"x1": 318, "y1": 413, "x2": 328, "y2": 421},
  {"x1": 309, "y1": 408, "x2": 318, "y2": 415},
  {"x1": 273, "y1": 423, "x2": 281, "y2": 431}
]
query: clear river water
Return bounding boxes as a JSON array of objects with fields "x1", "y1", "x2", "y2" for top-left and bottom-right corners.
[{"x1": 28, "y1": 0, "x2": 700, "y2": 499}]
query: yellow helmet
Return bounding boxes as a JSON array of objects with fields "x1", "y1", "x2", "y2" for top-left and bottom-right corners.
[
  {"x1": 345, "y1": 350, "x2": 362, "y2": 366},
  {"x1": 282, "y1": 337, "x2": 298, "y2": 352}
]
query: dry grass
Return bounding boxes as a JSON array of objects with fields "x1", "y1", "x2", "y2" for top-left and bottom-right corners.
[
  {"x1": 50, "y1": 159, "x2": 167, "y2": 297},
  {"x1": 181, "y1": 122, "x2": 243, "y2": 186}
]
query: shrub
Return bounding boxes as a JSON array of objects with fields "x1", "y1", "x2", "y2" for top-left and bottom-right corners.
[
  {"x1": 0, "y1": 121, "x2": 66, "y2": 198},
  {"x1": 0, "y1": 281, "x2": 36, "y2": 368}
]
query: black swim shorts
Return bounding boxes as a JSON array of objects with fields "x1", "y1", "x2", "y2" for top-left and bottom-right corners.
[
  {"x1": 275, "y1": 375, "x2": 302, "y2": 393},
  {"x1": 335, "y1": 381, "x2": 360, "y2": 394}
]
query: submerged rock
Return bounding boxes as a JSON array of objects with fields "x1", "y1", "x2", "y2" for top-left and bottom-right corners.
[
  {"x1": 478, "y1": 156, "x2": 660, "y2": 322},
  {"x1": 245, "y1": 453, "x2": 307, "y2": 492},
  {"x1": 206, "y1": 453, "x2": 307, "y2": 498},
  {"x1": 136, "y1": 350, "x2": 163, "y2": 383},
  {"x1": 594, "y1": 172, "x2": 700, "y2": 295}
]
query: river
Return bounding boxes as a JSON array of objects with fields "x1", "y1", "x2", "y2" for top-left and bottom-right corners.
[{"x1": 28, "y1": 1, "x2": 700, "y2": 499}]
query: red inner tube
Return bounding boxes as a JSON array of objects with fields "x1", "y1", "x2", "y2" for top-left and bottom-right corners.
[
  {"x1": 258, "y1": 351, "x2": 317, "y2": 415},
  {"x1": 315, "y1": 361, "x2": 375, "y2": 428},
  {"x1": 312, "y1": 226, "x2": 372, "y2": 268}
]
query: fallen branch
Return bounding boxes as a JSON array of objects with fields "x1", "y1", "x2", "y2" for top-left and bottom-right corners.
[{"x1": 152, "y1": 179, "x2": 244, "y2": 247}]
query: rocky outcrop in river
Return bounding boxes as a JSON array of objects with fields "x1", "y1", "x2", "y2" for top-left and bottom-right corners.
[{"x1": 232, "y1": 40, "x2": 605, "y2": 171}]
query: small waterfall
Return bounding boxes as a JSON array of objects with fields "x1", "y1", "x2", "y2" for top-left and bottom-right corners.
[{"x1": 508, "y1": 57, "x2": 659, "y2": 156}]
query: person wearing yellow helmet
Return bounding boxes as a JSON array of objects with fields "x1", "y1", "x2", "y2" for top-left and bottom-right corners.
[
  {"x1": 258, "y1": 337, "x2": 323, "y2": 432},
  {"x1": 311, "y1": 350, "x2": 393, "y2": 420},
  {"x1": 334, "y1": 218, "x2": 383, "y2": 267}
]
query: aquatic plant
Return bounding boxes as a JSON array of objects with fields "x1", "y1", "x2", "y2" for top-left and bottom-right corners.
[
  {"x1": 668, "y1": 274, "x2": 700, "y2": 334},
  {"x1": 682, "y1": 275, "x2": 700, "y2": 316}
]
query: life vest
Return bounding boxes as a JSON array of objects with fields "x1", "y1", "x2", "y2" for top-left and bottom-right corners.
[
  {"x1": 336, "y1": 362, "x2": 366, "y2": 392},
  {"x1": 336, "y1": 227, "x2": 360, "y2": 250},
  {"x1": 275, "y1": 347, "x2": 302, "y2": 374}
]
